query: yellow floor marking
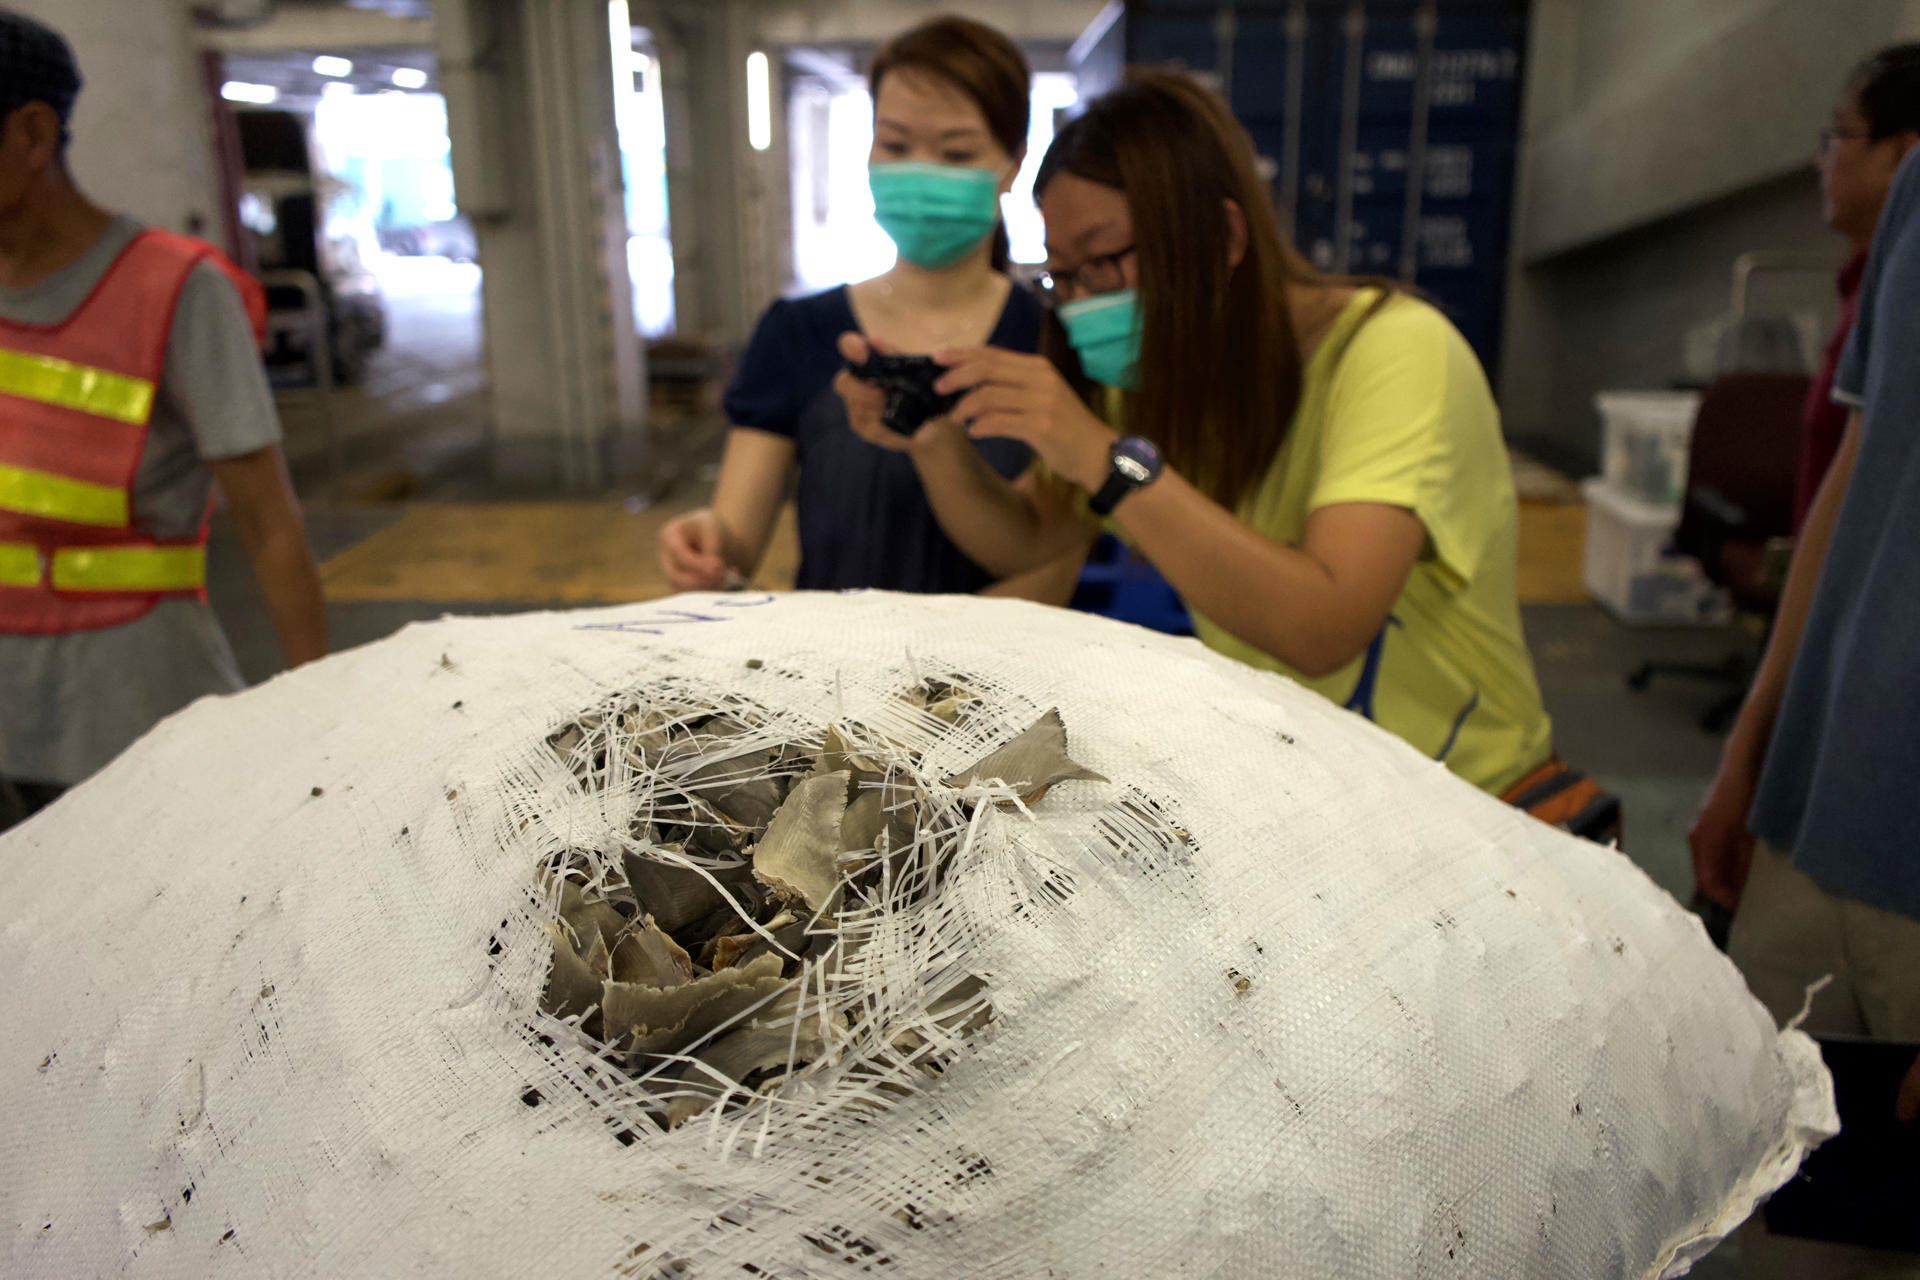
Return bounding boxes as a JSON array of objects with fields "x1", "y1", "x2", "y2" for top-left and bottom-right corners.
[
  {"x1": 320, "y1": 500, "x2": 800, "y2": 604},
  {"x1": 322, "y1": 498, "x2": 1585, "y2": 607},
  {"x1": 1515, "y1": 500, "x2": 1589, "y2": 605}
]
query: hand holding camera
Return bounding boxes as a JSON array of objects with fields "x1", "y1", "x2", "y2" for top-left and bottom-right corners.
[
  {"x1": 835, "y1": 333, "x2": 966, "y2": 454},
  {"x1": 850, "y1": 352, "x2": 965, "y2": 434}
]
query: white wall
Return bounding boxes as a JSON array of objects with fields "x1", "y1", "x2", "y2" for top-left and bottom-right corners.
[
  {"x1": 10, "y1": 0, "x2": 218, "y2": 236},
  {"x1": 1498, "y1": 0, "x2": 1920, "y2": 467},
  {"x1": 1514, "y1": 0, "x2": 1920, "y2": 261}
]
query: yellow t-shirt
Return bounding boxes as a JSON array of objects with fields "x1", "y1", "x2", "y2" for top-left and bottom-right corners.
[{"x1": 1188, "y1": 289, "x2": 1552, "y2": 795}]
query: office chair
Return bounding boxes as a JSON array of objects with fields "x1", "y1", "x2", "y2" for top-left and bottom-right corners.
[{"x1": 1626, "y1": 372, "x2": 1807, "y2": 732}]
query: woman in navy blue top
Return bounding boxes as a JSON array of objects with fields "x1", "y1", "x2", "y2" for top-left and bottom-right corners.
[{"x1": 657, "y1": 17, "x2": 1092, "y2": 599}]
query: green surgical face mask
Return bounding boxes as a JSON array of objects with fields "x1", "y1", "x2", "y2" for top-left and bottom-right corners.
[
  {"x1": 1058, "y1": 288, "x2": 1143, "y2": 389},
  {"x1": 869, "y1": 161, "x2": 1003, "y2": 269}
]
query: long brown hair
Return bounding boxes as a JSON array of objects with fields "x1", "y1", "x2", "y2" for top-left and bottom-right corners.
[
  {"x1": 1036, "y1": 70, "x2": 1394, "y2": 512},
  {"x1": 868, "y1": 16, "x2": 1030, "y2": 272}
]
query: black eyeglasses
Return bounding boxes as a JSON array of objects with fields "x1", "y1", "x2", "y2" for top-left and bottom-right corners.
[
  {"x1": 1031, "y1": 245, "x2": 1137, "y2": 306},
  {"x1": 1819, "y1": 125, "x2": 1873, "y2": 150}
]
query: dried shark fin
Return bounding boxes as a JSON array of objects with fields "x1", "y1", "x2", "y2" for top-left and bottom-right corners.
[
  {"x1": 841, "y1": 781, "x2": 919, "y2": 861},
  {"x1": 944, "y1": 708, "x2": 1106, "y2": 803},
  {"x1": 812, "y1": 726, "x2": 886, "y2": 798},
  {"x1": 900, "y1": 678, "x2": 978, "y2": 726},
  {"x1": 927, "y1": 693, "x2": 974, "y2": 724},
  {"x1": 676, "y1": 887, "x2": 773, "y2": 956},
  {"x1": 703, "y1": 908, "x2": 788, "y2": 972},
  {"x1": 696, "y1": 912, "x2": 754, "y2": 971},
  {"x1": 707, "y1": 932, "x2": 753, "y2": 973},
  {"x1": 585, "y1": 931, "x2": 612, "y2": 981},
  {"x1": 730, "y1": 913, "x2": 813, "y2": 971},
  {"x1": 753, "y1": 771, "x2": 849, "y2": 915},
  {"x1": 541, "y1": 923, "x2": 605, "y2": 1022},
  {"x1": 533, "y1": 685, "x2": 1036, "y2": 1128},
  {"x1": 558, "y1": 879, "x2": 631, "y2": 953},
  {"x1": 620, "y1": 845, "x2": 750, "y2": 934},
  {"x1": 611, "y1": 915, "x2": 694, "y2": 988},
  {"x1": 605, "y1": 953, "x2": 788, "y2": 1055},
  {"x1": 683, "y1": 752, "x2": 788, "y2": 831},
  {"x1": 658, "y1": 796, "x2": 755, "y2": 857},
  {"x1": 616, "y1": 717, "x2": 679, "y2": 778},
  {"x1": 664, "y1": 986, "x2": 830, "y2": 1127}
]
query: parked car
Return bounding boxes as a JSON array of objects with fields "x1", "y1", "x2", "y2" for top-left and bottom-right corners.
[{"x1": 376, "y1": 213, "x2": 477, "y2": 263}]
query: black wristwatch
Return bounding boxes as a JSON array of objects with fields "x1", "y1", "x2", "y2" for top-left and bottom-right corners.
[{"x1": 1088, "y1": 435, "x2": 1164, "y2": 516}]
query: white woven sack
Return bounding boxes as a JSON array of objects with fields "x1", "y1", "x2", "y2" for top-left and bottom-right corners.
[{"x1": 1, "y1": 592, "x2": 1833, "y2": 1278}]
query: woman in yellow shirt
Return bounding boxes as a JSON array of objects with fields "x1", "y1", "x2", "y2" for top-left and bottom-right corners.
[{"x1": 837, "y1": 71, "x2": 1557, "y2": 803}]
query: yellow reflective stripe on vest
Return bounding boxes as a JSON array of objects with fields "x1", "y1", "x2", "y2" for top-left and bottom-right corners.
[
  {"x1": 0, "y1": 462, "x2": 130, "y2": 527},
  {"x1": 0, "y1": 540, "x2": 38, "y2": 586},
  {"x1": 0, "y1": 347, "x2": 155, "y2": 425},
  {"x1": 0, "y1": 541, "x2": 204, "y2": 591},
  {"x1": 50, "y1": 545, "x2": 205, "y2": 592}
]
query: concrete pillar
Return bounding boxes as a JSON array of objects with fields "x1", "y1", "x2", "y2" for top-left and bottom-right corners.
[
  {"x1": 439, "y1": 0, "x2": 646, "y2": 491},
  {"x1": 645, "y1": 0, "x2": 788, "y2": 349},
  {"x1": 10, "y1": 0, "x2": 219, "y2": 237}
]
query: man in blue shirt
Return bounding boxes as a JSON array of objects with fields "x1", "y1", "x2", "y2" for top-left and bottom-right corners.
[{"x1": 1692, "y1": 148, "x2": 1920, "y2": 1273}]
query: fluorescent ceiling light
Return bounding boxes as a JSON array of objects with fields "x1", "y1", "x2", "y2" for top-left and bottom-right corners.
[
  {"x1": 747, "y1": 51, "x2": 771, "y2": 151},
  {"x1": 220, "y1": 81, "x2": 279, "y2": 105},
  {"x1": 313, "y1": 55, "x2": 353, "y2": 78},
  {"x1": 391, "y1": 67, "x2": 428, "y2": 90}
]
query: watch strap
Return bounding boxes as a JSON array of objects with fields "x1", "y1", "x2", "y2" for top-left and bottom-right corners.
[{"x1": 1088, "y1": 470, "x2": 1132, "y2": 517}]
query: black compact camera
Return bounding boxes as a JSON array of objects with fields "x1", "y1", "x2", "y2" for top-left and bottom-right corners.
[{"x1": 848, "y1": 353, "x2": 964, "y2": 435}]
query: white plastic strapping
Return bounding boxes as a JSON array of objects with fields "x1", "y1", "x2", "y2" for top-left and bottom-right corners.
[{"x1": 0, "y1": 592, "x2": 1834, "y2": 1278}]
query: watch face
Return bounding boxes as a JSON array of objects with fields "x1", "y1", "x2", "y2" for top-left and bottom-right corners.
[
  {"x1": 1114, "y1": 455, "x2": 1152, "y2": 484},
  {"x1": 1115, "y1": 436, "x2": 1162, "y2": 469}
]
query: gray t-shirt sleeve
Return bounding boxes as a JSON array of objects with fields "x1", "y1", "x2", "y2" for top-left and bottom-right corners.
[{"x1": 157, "y1": 261, "x2": 283, "y2": 461}]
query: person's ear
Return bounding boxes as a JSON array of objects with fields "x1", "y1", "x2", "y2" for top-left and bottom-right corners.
[
  {"x1": 1223, "y1": 197, "x2": 1249, "y2": 271},
  {"x1": 12, "y1": 102, "x2": 62, "y2": 173}
]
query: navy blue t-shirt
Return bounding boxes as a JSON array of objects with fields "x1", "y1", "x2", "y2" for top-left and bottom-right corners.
[
  {"x1": 1749, "y1": 149, "x2": 1920, "y2": 921},
  {"x1": 722, "y1": 284, "x2": 1039, "y2": 593}
]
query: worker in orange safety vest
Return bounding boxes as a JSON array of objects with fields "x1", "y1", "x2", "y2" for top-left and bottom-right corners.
[{"x1": 0, "y1": 10, "x2": 328, "y2": 828}]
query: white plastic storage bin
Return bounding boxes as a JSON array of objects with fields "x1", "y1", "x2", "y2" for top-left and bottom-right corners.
[
  {"x1": 1597, "y1": 390, "x2": 1702, "y2": 508},
  {"x1": 1582, "y1": 477, "x2": 1732, "y2": 626}
]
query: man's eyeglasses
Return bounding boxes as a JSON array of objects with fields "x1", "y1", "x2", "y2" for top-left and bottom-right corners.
[{"x1": 1031, "y1": 245, "x2": 1137, "y2": 306}]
